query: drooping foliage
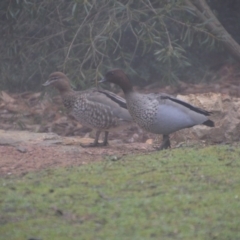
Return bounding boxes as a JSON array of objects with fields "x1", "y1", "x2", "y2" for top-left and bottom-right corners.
[{"x1": 0, "y1": 0, "x2": 231, "y2": 91}]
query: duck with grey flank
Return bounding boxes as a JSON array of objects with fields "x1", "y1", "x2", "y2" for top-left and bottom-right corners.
[
  {"x1": 43, "y1": 72, "x2": 132, "y2": 147},
  {"x1": 100, "y1": 69, "x2": 214, "y2": 150}
]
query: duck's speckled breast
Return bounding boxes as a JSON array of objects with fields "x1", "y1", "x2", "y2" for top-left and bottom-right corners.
[{"x1": 126, "y1": 92, "x2": 158, "y2": 131}]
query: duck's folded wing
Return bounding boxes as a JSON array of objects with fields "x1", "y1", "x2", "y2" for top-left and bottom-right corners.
[
  {"x1": 94, "y1": 89, "x2": 128, "y2": 109},
  {"x1": 85, "y1": 89, "x2": 131, "y2": 121},
  {"x1": 155, "y1": 93, "x2": 212, "y2": 116}
]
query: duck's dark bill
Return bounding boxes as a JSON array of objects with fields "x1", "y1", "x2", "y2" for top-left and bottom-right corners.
[
  {"x1": 99, "y1": 77, "x2": 106, "y2": 83},
  {"x1": 42, "y1": 80, "x2": 51, "y2": 86}
]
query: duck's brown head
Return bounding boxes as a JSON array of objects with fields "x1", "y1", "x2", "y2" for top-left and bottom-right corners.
[
  {"x1": 100, "y1": 69, "x2": 133, "y2": 94},
  {"x1": 43, "y1": 72, "x2": 72, "y2": 93}
]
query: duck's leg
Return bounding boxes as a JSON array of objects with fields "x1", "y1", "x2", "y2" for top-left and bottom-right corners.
[
  {"x1": 80, "y1": 131, "x2": 101, "y2": 147},
  {"x1": 157, "y1": 134, "x2": 171, "y2": 150},
  {"x1": 102, "y1": 131, "x2": 109, "y2": 146}
]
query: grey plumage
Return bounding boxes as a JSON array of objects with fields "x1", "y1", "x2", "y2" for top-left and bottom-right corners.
[
  {"x1": 101, "y1": 69, "x2": 214, "y2": 150},
  {"x1": 43, "y1": 72, "x2": 132, "y2": 147}
]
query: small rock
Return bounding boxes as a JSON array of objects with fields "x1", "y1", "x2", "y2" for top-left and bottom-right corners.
[
  {"x1": 110, "y1": 139, "x2": 123, "y2": 144},
  {"x1": 16, "y1": 146, "x2": 27, "y2": 153},
  {"x1": 106, "y1": 155, "x2": 121, "y2": 161}
]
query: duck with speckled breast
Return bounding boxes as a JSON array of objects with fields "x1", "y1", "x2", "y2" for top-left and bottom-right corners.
[
  {"x1": 43, "y1": 72, "x2": 132, "y2": 147},
  {"x1": 100, "y1": 69, "x2": 215, "y2": 150}
]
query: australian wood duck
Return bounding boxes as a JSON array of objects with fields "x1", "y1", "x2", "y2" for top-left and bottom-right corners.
[
  {"x1": 43, "y1": 72, "x2": 132, "y2": 147},
  {"x1": 100, "y1": 69, "x2": 214, "y2": 150}
]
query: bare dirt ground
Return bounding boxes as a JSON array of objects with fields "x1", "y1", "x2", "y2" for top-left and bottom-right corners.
[{"x1": 0, "y1": 130, "x2": 154, "y2": 177}]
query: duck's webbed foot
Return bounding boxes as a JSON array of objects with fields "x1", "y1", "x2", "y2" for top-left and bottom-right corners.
[
  {"x1": 80, "y1": 131, "x2": 109, "y2": 148},
  {"x1": 155, "y1": 135, "x2": 171, "y2": 150},
  {"x1": 80, "y1": 142, "x2": 100, "y2": 148}
]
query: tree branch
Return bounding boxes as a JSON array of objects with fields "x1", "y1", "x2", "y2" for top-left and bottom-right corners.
[{"x1": 184, "y1": 0, "x2": 240, "y2": 63}]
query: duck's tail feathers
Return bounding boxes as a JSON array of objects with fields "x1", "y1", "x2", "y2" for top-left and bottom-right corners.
[{"x1": 203, "y1": 119, "x2": 214, "y2": 127}]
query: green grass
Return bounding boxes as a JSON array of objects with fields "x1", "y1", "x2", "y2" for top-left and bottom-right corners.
[{"x1": 1, "y1": 145, "x2": 240, "y2": 240}]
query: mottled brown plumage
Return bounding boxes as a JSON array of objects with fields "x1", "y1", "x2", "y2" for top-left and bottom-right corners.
[{"x1": 43, "y1": 72, "x2": 132, "y2": 147}]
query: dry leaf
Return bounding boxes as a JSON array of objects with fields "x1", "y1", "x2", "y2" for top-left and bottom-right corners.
[{"x1": 0, "y1": 91, "x2": 15, "y2": 103}]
